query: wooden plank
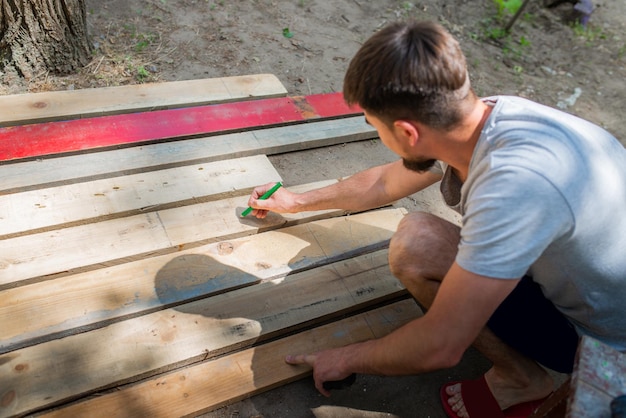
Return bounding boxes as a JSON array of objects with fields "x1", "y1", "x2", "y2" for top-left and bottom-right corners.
[
  {"x1": 0, "y1": 74, "x2": 287, "y2": 127},
  {"x1": 0, "y1": 92, "x2": 360, "y2": 162},
  {"x1": 37, "y1": 299, "x2": 421, "y2": 418},
  {"x1": 0, "y1": 180, "x2": 353, "y2": 289},
  {"x1": 0, "y1": 180, "x2": 359, "y2": 289},
  {"x1": 0, "y1": 155, "x2": 280, "y2": 238},
  {"x1": 0, "y1": 250, "x2": 408, "y2": 417},
  {"x1": 0, "y1": 208, "x2": 406, "y2": 353},
  {"x1": 0, "y1": 116, "x2": 375, "y2": 195}
]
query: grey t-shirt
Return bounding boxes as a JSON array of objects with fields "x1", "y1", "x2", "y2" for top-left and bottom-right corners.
[{"x1": 437, "y1": 96, "x2": 626, "y2": 350}]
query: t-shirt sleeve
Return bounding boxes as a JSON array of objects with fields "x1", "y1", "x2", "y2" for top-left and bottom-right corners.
[{"x1": 455, "y1": 165, "x2": 574, "y2": 279}]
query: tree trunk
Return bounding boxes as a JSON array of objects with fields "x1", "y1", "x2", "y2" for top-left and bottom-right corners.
[{"x1": 0, "y1": 0, "x2": 92, "y2": 80}]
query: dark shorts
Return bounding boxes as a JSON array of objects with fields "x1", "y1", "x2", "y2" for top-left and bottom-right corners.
[{"x1": 487, "y1": 275, "x2": 579, "y2": 374}]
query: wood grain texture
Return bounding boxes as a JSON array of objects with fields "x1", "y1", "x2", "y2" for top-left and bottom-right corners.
[
  {"x1": 0, "y1": 116, "x2": 375, "y2": 195},
  {"x1": 0, "y1": 74, "x2": 287, "y2": 127},
  {"x1": 0, "y1": 76, "x2": 398, "y2": 418},
  {"x1": 0, "y1": 92, "x2": 360, "y2": 161},
  {"x1": 0, "y1": 249, "x2": 408, "y2": 417},
  {"x1": 0, "y1": 208, "x2": 405, "y2": 353},
  {"x1": 2, "y1": 179, "x2": 371, "y2": 289},
  {"x1": 37, "y1": 299, "x2": 421, "y2": 418},
  {"x1": 0, "y1": 155, "x2": 280, "y2": 237}
]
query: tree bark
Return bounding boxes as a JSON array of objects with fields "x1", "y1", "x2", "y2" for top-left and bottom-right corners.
[{"x1": 0, "y1": 0, "x2": 92, "y2": 79}]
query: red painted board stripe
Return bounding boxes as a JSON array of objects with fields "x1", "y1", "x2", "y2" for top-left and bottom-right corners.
[
  {"x1": 0, "y1": 92, "x2": 361, "y2": 162},
  {"x1": 304, "y1": 93, "x2": 356, "y2": 118}
]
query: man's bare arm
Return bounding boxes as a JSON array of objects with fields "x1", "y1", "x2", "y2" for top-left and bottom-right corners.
[
  {"x1": 286, "y1": 263, "x2": 520, "y2": 395},
  {"x1": 248, "y1": 159, "x2": 441, "y2": 217}
]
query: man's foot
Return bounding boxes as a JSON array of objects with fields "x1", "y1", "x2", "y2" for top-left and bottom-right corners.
[{"x1": 440, "y1": 369, "x2": 553, "y2": 418}]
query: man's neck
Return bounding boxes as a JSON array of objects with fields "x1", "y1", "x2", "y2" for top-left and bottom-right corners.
[{"x1": 438, "y1": 100, "x2": 492, "y2": 183}]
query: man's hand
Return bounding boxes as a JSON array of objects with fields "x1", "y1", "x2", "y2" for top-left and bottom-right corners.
[
  {"x1": 285, "y1": 348, "x2": 354, "y2": 397},
  {"x1": 246, "y1": 182, "x2": 296, "y2": 218},
  {"x1": 245, "y1": 160, "x2": 438, "y2": 218}
]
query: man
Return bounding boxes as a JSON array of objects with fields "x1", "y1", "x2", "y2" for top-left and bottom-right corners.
[{"x1": 246, "y1": 20, "x2": 626, "y2": 418}]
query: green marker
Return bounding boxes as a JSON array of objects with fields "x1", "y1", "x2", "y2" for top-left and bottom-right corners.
[{"x1": 241, "y1": 182, "x2": 282, "y2": 217}]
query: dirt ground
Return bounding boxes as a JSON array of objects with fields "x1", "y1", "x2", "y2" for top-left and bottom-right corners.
[
  {"x1": 2, "y1": 0, "x2": 625, "y2": 417},
  {"x1": 2, "y1": 0, "x2": 625, "y2": 145}
]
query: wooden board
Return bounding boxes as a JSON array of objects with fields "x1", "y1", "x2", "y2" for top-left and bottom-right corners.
[
  {"x1": 0, "y1": 74, "x2": 287, "y2": 127},
  {"x1": 38, "y1": 299, "x2": 421, "y2": 418},
  {"x1": 0, "y1": 92, "x2": 360, "y2": 162},
  {"x1": 0, "y1": 75, "x2": 401, "y2": 418},
  {"x1": 0, "y1": 155, "x2": 281, "y2": 238},
  {"x1": 0, "y1": 180, "x2": 365, "y2": 289},
  {"x1": 0, "y1": 248, "x2": 408, "y2": 417},
  {"x1": 0, "y1": 116, "x2": 374, "y2": 195},
  {"x1": 0, "y1": 208, "x2": 405, "y2": 353}
]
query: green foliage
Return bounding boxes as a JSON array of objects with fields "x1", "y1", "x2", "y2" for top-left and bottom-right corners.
[
  {"x1": 134, "y1": 34, "x2": 154, "y2": 52},
  {"x1": 493, "y1": 0, "x2": 523, "y2": 17},
  {"x1": 505, "y1": 36, "x2": 531, "y2": 59},
  {"x1": 136, "y1": 65, "x2": 150, "y2": 81},
  {"x1": 487, "y1": 25, "x2": 508, "y2": 40},
  {"x1": 519, "y1": 35, "x2": 530, "y2": 47},
  {"x1": 392, "y1": 1, "x2": 415, "y2": 18},
  {"x1": 135, "y1": 41, "x2": 148, "y2": 52},
  {"x1": 478, "y1": 15, "x2": 532, "y2": 64},
  {"x1": 571, "y1": 22, "x2": 607, "y2": 44},
  {"x1": 282, "y1": 27, "x2": 294, "y2": 38}
]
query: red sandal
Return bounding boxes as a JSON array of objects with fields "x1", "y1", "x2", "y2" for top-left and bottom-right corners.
[{"x1": 440, "y1": 376, "x2": 548, "y2": 418}]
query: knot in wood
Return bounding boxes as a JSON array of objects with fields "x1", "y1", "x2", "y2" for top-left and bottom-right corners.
[
  {"x1": 217, "y1": 242, "x2": 234, "y2": 255},
  {"x1": 14, "y1": 363, "x2": 28, "y2": 373},
  {"x1": 1, "y1": 390, "x2": 16, "y2": 407}
]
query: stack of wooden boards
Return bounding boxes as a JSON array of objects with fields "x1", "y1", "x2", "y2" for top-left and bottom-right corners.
[{"x1": 0, "y1": 74, "x2": 421, "y2": 417}]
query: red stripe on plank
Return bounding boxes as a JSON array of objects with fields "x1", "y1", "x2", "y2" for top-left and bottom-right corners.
[
  {"x1": 304, "y1": 92, "x2": 359, "y2": 117},
  {"x1": 0, "y1": 92, "x2": 361, "y2": 161}
]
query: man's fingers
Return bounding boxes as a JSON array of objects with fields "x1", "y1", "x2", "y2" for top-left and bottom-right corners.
[
  {"x1": 247, "y1": 183, "x2": 274, "y2": 208},
  {"x1": 285, "y1": 353, "x2": 316, "y2": 366},
  {"x1": 251, "y1": 208, "x2": 268, "y2": 219},
  {"x1": 285, "y1": 354, "x2": 332, "y2": 396},
  {"x1": 315, "y1": 380, "x2": 332, "y2": 398},
  {"x1": 253, "y1": 182, "x2": 275, "y2": 199}
]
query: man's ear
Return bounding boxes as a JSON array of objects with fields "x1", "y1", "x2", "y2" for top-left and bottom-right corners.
[{"x1": 393, "y1": 120, "x2": 420, "y2": 147}]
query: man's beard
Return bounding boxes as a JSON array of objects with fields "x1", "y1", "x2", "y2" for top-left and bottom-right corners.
[{"x1": 402, "y1": 157, "x2": 437, "y2": 173}]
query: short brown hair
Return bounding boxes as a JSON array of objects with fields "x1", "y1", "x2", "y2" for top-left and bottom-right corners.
[{"x1": 343, "y1": 20, "x2": 474, "y2": 130}]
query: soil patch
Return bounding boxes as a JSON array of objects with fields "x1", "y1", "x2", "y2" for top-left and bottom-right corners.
[{"x1": 2, "y1": 0, "x2": 624, "y2": 143}]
